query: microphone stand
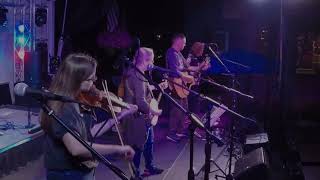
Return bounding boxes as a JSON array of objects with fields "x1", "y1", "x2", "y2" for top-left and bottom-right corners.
[
  {"x1": 162, "y1": 78, "x2": 255, "y2": 124},
  {"x1": 199, "y1": 76, "x2": 254, "y2": 100},
  {"x1": 25, "y1": 102, "x2": 35, "y2": 129},
  {"x1": 222, "y1": 59, "x2": 250, "y2": 70},
  {"x1": 34, "y1": 97, "x2": 129, "y2": 180},
  {"x1": 25, "y1": 81, "x2": 35, "y2": 129},
  {"x1": 162, "y1": 76, "x2": 255, "y2": 180},
  {"x1": 207, "y1": 45, "x2": 246, "y2": 180},
  {"x1": 49, "y1": 0, "x2": 68, "y2": 74},
  {"x1": 195, "y1": 76, "x2": 254, "y2": 180},
  {"x1": 57, "y1": 0, "x2": 68, "y2": 58}
]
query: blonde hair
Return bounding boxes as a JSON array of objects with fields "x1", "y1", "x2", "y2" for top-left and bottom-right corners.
[{"x1": 133, "y1": 47, "x2": 154, "y2": 65}]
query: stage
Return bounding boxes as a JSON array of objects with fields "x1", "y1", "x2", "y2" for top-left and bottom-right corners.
[
  {"x1": 3, "y1": 108, "x2": 317, "y2": 180},
  {"x1": 0, "y1": 106, "x2": 43, "y2": 177},
  {"x1": 0, "y1": 120, "x2": 232, "y2": 180}
]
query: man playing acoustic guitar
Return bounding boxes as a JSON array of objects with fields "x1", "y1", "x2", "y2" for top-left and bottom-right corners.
[{"x1": 165, "y1": 34, "x2": 210, "y2": 143}]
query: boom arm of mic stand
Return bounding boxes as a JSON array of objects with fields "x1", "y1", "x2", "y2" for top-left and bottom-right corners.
[
  {"x1": 201, "y1": 96, "x2": 256, "y2": 124},
  {"x1": 40, "y1": 102, "x2": 129, "y2": 180},
  {"x1": 200, "y1": 77, "x2": 254, "y2": 99},
  {"x1": 223, "y1": 59, "x2": 250, "y2": 69},
  {"x1": 208, "y1": 46, "x2": 231, "y2": 74},
  {"x1": 164, "y1": 77, "x2": 256, "y2": 124},
  {"x1": 207, "y1": 47, "x2": 250, "y2": 72}
]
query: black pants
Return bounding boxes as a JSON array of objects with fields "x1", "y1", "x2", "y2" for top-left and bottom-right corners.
[
  {"x1": 188, "y1": 85, "x2": 201, "y2": 115},
  {"x1": 169, "y1": 95, "x2": 188, "y2": 134}
]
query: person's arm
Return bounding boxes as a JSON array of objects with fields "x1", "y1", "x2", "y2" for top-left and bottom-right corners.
[
  {"x1": 167, "y1": 51, "x2": 195, "y2": 83},
  {"x1": 90, "y1": 119, "x2": 116, "y2": 138},
  {"x1": 181, "y1": 73, "x2": 194, "y2": 83},
  {"x1": 90, "y1": 104, "x2": 138, "y2": 137},
  {"x1": 50, "y1": 104, "x2": 135, "y2": 160},
  {"x1": 62, "y1": 133, "x2": 134, "y2": 159},
  {"x1": 186, "y1": 56, "x2": 211, "y2": 73},
  {"x1": 187, "y1": 65, "x2": 200, "y2": 72}
]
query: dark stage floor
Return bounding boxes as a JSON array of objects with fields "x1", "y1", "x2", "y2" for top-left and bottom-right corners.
[
  {"x1": 0, "y1": 122, "x2": 232, "y2": 180},
  {"x1": 2, "y1": 113, "x2": 319, "y2": 180}
]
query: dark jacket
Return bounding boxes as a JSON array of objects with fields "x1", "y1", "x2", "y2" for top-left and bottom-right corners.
[{"x1": 122, "y1": 67, "x2": 151, "y2": 148}]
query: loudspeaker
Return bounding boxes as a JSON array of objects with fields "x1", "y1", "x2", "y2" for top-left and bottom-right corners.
[
  {"x1": 24, "y1": 42, "x2": 49, "y2": 88},
  {"x1": 0, "y1": 82, "x2": 12, "y2": 105},
  {"x1": 234, "y1": 147, "x2": 269, "y2": 180}
]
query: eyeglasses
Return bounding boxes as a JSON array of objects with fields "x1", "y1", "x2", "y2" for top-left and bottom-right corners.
[{"x1": 86, "y1": 75, "x2": 97, "y2": 82}]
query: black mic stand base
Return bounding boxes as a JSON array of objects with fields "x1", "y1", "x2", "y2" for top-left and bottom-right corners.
[
  {"x1": 188, "y1": 123, "x2": 196, "y2": 180},
  {"x1": 25, "y1": 103, "x2": 35, "y2": 129},
  {"x1": 195, "y1": 106, "x2": 226, "y2": 180},
  {"x1": 195, "y1": 157, "x2": 228, "y2": 179}
]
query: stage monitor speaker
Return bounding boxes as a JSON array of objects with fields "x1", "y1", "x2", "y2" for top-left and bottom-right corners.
[{"x1": 234, "y1": 147, "x2": 269, "y2": 180}]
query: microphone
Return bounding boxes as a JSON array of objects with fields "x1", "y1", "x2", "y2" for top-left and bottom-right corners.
[
  {"x1": 14, "y1": 83, "x2": 77, "y2": 103},
  {"x1": 147, "y1": 64, "x2": 179, "y2": 76}
]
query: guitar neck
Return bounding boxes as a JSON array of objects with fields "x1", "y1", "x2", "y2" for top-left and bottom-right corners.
[{"x1": 157, "y1": 93, "x2": 163, "y2": 102}]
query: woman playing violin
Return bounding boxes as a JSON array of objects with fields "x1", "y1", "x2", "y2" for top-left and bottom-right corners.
[{"x1": 40, "y1": 53, "x2": 137, "y2": 180}]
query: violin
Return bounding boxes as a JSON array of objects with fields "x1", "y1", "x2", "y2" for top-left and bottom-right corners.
[{"x1": 78, "y1": 84, "x2": 131, "y2": 113}]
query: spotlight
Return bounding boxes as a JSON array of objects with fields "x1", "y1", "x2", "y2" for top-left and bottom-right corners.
[
  {"x1": 18, "y1": 24, "x2": 25, "y2": 33},
  {"x1": 35, "y1": 8, "x2": 47, "y2": 27},
  {"x1": 0, "y1": 6, "x2": 8, "y2": 27}
]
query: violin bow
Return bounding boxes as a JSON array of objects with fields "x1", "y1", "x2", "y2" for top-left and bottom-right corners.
[{"x1": 102, "y1": 80, "x2": 138, "y2": 179}]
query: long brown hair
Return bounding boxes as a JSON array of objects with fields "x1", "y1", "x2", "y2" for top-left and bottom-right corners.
[{"x1": 40, "y1": 53, "x2": 97, "y2": 132}]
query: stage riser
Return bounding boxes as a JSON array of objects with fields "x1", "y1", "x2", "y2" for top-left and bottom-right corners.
[{"x1": 0, "y1": 135, "x2": 44, "y2": 177}]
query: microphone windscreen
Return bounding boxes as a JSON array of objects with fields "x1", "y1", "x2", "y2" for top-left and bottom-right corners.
[{"x1": 147, "y1": 64, "x2": 154, "y2": 70}]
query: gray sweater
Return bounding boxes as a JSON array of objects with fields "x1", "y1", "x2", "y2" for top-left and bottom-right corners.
[{"x1": 122, "y1": 67, "x2": 151, "y2": 147}]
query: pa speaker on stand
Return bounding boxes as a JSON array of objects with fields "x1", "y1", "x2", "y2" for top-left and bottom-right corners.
[{"x1": 233, "y1": 147, "x2": 269, "y2": 180}]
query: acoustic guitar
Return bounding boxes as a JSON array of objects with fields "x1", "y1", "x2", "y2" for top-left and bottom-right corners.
[
  {"x1": 148, "y1": 80, "x2": 168, "y2": 126},
  {"x1": 170, "y1": 56, "x2": 210, "y2": 98}
]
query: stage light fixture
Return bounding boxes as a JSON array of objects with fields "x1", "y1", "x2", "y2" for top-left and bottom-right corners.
[
  {"x1": 35, "y1": 8, "x2": 47, "y2": 27},
  {"x1": 0, "y1": 6, "x2": 8, "y2": 27},
  {"x1": 17, "y1": 36, "x2": 26, "y2": 45},
  {"x1": 18, "y1": 24, "x2": 25, "y2": 33}
]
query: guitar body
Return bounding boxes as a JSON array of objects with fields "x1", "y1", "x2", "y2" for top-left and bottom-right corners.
[
  {"x1": 170, "y1": 56, "x2": 211, "y2": 99},
  {"x1": 149, "y1": 93, "x2": 163, "y2": 126},
  {"x1": 150, "y1": 98, "x2": 159, "y2": 126},
  {"x1": 170, "y1": 72, "x2": 194, "y2": 99}
]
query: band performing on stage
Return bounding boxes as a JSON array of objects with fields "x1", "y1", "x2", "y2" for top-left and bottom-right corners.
[
  {"x1": 3, "y1": 2, "x2": 317, "y2": 179},
  {"x1": 0, "y1": 27, "x2": 265, "y2": 179},
  {"x1": 38, "y1": 34, "x2": 220, "y2": 180}
]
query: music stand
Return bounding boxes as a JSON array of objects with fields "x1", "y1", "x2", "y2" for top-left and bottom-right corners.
[{"x1": 195, "y1": 104, "x2": 227, "y2": 180}]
